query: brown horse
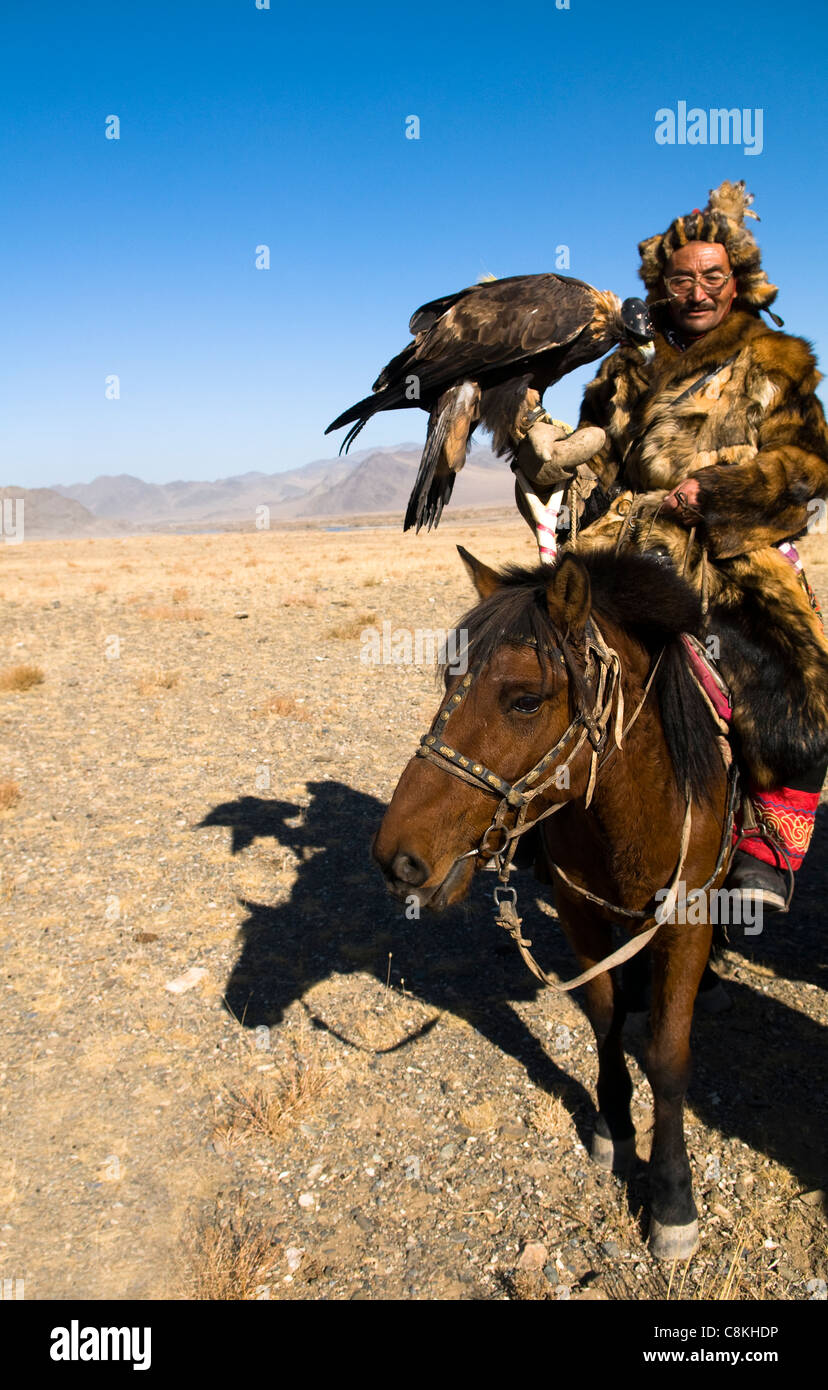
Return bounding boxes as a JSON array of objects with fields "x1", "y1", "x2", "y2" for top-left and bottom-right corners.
[{"x1": 373, "y1": 543, "x2": 735, "y2": 1259}]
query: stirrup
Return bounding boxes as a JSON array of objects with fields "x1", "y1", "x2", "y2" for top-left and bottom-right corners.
[{"x1": 725, "y1": 847, "x2": 790, "y2": 915}]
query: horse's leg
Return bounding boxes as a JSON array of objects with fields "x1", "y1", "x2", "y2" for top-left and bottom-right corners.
[
  {"x1": 621, "y1": 948, "x2": 651, "y2": 1033},
  {"x1": 556, "y1": 898, "x2": 635, "y2": 1174},
  {"x1": 645, "y1": 921, "x2": 712, "y2": 1260}
]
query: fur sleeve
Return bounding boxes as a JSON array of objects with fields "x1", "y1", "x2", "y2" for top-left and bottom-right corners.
[{"x1": 692, "y1": 337, "x2": 828, "y2": 559}]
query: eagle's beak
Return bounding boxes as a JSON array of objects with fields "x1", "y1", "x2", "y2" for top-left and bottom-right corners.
[{"x1": 636, "y1": 341, "x2": 656, "y2": 363}]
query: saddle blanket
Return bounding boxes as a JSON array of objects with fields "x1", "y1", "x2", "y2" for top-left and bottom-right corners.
[{"x1": 680, "y1": 633, "x2": 732, "y2": 725}]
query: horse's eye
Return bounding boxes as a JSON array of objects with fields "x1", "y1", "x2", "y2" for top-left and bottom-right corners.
[{"x1": 512, "y1": 695, "x2": 542, "y2": 714}]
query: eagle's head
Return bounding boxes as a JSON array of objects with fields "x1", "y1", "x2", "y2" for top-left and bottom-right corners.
[{"x1": 620, "y1": 297, "x2": 656, "y2": 362}]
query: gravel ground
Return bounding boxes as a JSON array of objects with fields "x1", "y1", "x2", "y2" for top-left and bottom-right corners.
[{"x1": 0, "y1": 519, "x2": 825, "y2": 1301}]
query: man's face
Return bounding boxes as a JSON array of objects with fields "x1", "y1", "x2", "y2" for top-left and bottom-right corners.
[{"x1": 662, "y1": 242, "x2": 737, "y2": 335}]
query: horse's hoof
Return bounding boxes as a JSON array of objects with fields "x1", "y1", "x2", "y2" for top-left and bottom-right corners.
[
  {"x1": 591, "y1": 1132, "x2": 636, "y2": 1175},
  {"x1": 649, "y1": 1217, "x2": 699, "y2": 1261}
]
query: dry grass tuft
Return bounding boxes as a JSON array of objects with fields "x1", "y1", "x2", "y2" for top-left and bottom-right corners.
[
  {"x1": 458, "y1": 1100, "x2": 499, "y2": 1134},
  {"x1": 346, "y1": 997, "x2": 436, "y2": 1051},
  {"x1": 0, "y1": 663, "x2": 44, "y2": 692},
  {"x1": 667, "y1": 1221, "x2": 763, "y2": 1301},
  {"x1": 502, "y1": 1268, "x2": 553, "y2": 1300},
  {"x1": 0, "y1": 779, "x2": 21, "y2": 811},
  {"x1": 213, "y1": 1060, "x2": 331, "y2": 1151},
  {"x1": 135, "y1": 668, "x2": 181, "y2": 694},
  {"x1": 171, "y1": 586, "x2": 189, "y2": 603},
  {"x1": 255, "y1": 695, "x2": 311, "y2": 721},
  {"x1": 326, "y1": 611, "x2": 377, "y2": 640},
  {"x1": 281, "y1": 593, "x2": 322, "y2": 607},
  {"x1": 530, "y1": 1094, "x2": 572, "y2": 1138},
  {"x1": 179, "y1": 1199, "x2": 279, "y2": 1300}
]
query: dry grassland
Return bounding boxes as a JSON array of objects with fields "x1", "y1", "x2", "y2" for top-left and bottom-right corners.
[{"x1": 0, "y1": 519, "x2": 825, "y2": 1301}]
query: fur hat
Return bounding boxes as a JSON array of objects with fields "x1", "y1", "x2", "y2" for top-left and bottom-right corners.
[{"x1": 638, "y1": 179, "x2": 778, "y2": 311}]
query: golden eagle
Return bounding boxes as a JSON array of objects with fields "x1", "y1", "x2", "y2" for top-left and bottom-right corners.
[{"x1": 325, "y1": 273, "x2": 654, "y2": 531}]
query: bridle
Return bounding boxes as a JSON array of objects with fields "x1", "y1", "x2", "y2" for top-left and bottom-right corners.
[
  {"x1": 416, "y1": 615, "x2": 627, "y2": 886},
  {"x1": 413, "y1": 608, "x2": 740, "y2": 992}
]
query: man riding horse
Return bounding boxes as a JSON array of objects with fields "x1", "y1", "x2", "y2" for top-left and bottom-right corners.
[{"x1": 518, "y1": 180, "x2": 828, "y2": 915}]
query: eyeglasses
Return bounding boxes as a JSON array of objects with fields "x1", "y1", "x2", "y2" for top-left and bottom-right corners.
[{"x1": 664, "y1": 270, "x2": 733, "y2": 298}]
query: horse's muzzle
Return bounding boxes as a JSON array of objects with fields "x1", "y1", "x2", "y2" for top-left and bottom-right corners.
[{"x1": 372, "y1": 833, "x2": 475, "y2": 911}]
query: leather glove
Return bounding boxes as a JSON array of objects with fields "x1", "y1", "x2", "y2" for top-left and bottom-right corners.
[{"x1": 516, "y1": 423, "x2": 606, "y2": 490}]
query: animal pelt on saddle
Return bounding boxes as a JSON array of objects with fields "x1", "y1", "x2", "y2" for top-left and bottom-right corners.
[{"x1": 580, "y1": 493, "x2": 828, "y2": 790}]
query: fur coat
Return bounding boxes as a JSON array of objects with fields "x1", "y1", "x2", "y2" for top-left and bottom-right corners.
[{"x1": 577, "y1": 307, "x2": 828, "y2": 788}]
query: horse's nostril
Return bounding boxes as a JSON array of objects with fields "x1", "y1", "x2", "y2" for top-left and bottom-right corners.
[{"x1": 390, "y1": 851, "x2": 429, "y2": 887}]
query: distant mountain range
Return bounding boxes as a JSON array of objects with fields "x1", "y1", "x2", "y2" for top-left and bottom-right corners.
[
  {"x1": 0, "y1": 486, "x2": 127, "y2": 539},
  {"x1": 1, "y1": 443, "x2": 517, "y2": 537}
]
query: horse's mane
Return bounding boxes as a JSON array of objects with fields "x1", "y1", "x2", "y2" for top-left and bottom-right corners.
[{"x1": 448, "y1": 549, "x2": 722, "y2": 806}]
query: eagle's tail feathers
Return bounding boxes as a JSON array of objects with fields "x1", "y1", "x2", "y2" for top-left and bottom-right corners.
[
  {"x1": 404, "y1": 472, "x2": 456, "y2": 533},
  {"x1": 339, "y1": 418, "x2": 369, "y2": 455},
  {"x1": 403, "y1": 405, "x2": 451, "y2": 532},
  {"x1": 325, "y1": 387, "x2": 393, "y2": 437},
  {"x1": 423, "y1": 473, "x2": 456, "y2": 532},
  {"x1": 403, "y1": 380, "x2": 480, "y2": 530}
]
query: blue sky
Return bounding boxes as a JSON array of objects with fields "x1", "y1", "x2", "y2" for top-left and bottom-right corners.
[{"x1": 2, "y1": 0, "x2": 827, "y2": 487}]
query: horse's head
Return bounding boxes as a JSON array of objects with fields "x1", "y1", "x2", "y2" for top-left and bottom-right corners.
[{"x1": 373, "y1": 546, "x2": 618, "y2": 911}]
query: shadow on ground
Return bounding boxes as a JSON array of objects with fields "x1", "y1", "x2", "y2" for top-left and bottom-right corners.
[{"x1": 200, "y1": 785, "x2": 827, "y2": 1195}]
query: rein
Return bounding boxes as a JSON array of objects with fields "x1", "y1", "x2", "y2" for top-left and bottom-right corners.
[{"x1": 415, "y1": 612, "x2": 738, "y2": 992}]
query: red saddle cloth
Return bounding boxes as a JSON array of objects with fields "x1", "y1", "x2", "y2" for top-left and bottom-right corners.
[
  {"x1": 677, "y1": 539, "x2": 821, "y2": 726},
  {"x1": 679, "y1": 633, "x2": 732, "y2": 725}
]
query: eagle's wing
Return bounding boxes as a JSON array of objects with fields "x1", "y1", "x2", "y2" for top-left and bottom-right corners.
[
  {"x1": 411, "y1": 274, "x2": 596, "y2": 375},
  {"x1": 325, "y1": 275, "x2": 600, "y2": 446}
]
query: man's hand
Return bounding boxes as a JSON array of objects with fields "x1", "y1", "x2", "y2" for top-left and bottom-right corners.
[{"x1": 661, "y1": 478, "x2": 703, "y2": 526}]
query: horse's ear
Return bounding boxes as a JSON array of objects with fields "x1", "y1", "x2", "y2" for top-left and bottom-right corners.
[
  {"x1": 545, "y1": 554, "x2": 591, "y2": 632},
  {"x1": 457, "y1": 545, "x2": 500, "y2": 599}
]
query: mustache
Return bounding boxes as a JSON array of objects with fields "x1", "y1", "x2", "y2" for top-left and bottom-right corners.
[{"x1": 650, "y1": 295, "x2": 716, "y2": 311}]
